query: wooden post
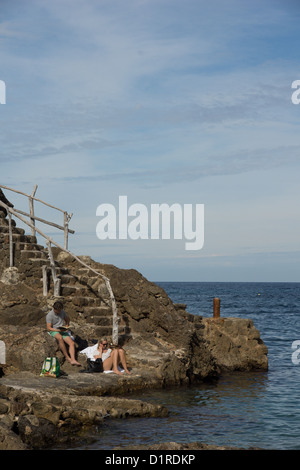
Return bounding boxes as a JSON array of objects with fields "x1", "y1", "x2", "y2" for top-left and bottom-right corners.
[
  {"x1": 54, "y1": 277, "x2": 61, "y2": 297},
  {"x1": 104, "y1": 278, "x2": 119, "y2": 345},
  {"x1": 63, "y1": 212, "x2": 73, "y2": 250},
  {"x1": 12, "y1": 207, "x2": 75, "y2": 234},
  {"x1": 29, "y1": 184, "x2": 38, "y2": 237},
  {"x1": 42, "y1": 265, "x2": 48, "y2": 296},
  {"x1": 46, "y1": 240, "x2": 61, "y2": 297},
  {"x1": 7, "y1": 212, "x2": 13, "y2": 267},
  {"x1": 0, "y1": 340, "x2": 6, "y2": 365},
  {"x1": 64, "y1": 212, "x2": 68, "y2": 250},
  {"x1": 213, "y1": 297, "x2": 220, "y2": 318}
]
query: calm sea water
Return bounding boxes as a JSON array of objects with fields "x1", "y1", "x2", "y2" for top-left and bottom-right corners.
[{"x1": 72, "y1": 282, "x2": 300, "y2": 450}]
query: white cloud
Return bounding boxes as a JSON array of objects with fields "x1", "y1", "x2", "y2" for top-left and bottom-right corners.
[{"x1": 1, "y1": 0, "x2": 300, "y2": 280}]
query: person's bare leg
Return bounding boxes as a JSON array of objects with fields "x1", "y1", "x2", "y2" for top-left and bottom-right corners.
[
  {"x1": 55, "y1": 333, "x2": 72, "y2": 363},
  {"x1": 103, "y1": 356, "x2": 113, "y2": 371},
  {"x1": 118, "y1": 348, "x2": 131, "y2": 374},
  {"x1": 111, "y1": 349, "x2": 122, "y2": 375},
  {"x1": 63, "y1": 336, "x2": 81, "y2": 366}
]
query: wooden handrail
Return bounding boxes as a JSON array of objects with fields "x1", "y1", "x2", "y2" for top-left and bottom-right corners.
[
  {"x1": 12, "y1": 207, "x2": 75, "y2": 234},
  {"x1": 0, "y1": 200, "x2": 119, "y2": 345},
  {"x1": 0, "y1": 184, "x2": 68, "y2": 213},
  {"x1": 0, "y1": 184, "x2": 73, "y2": 249}
]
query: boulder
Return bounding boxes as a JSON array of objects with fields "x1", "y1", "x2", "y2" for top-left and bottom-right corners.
[{"x1": 202, "y1": 317, "x2": 268, "y2": 371}]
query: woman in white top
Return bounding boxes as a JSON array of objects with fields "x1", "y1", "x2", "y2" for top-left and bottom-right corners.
[{"x1": 94, "y1": 337, "x2": 131, "y2": 375}]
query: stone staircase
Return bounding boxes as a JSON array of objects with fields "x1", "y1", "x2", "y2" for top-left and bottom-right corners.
[{"x1": 0, "y1": 209, "x2": 126, "y2": 340}]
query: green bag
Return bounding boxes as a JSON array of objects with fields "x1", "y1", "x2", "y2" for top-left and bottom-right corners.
[{"x1": 40, "y1": 357, "x2": 60, "y2": 377}]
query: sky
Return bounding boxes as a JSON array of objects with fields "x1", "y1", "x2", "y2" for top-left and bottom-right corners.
[{"x1": 1, "y1": 0, "x2": 300, "y2": 282}]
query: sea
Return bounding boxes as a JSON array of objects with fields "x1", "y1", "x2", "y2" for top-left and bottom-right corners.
[{"x1": 70, "y1": 281, "x2": 300, "y2": 451}]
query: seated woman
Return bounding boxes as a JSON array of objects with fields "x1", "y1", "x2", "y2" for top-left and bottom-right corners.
[{"x1": 94, "y1": 338, "x2": 131, "y2": 375}]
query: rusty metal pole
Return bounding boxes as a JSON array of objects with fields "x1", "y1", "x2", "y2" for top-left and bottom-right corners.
[{"x1": 213, "y1": 297, "x2": 220, "y2": 318}]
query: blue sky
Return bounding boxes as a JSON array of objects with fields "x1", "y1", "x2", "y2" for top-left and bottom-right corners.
[{"x1": 1, "y1": 0, "x2": 300, "y2": 282}]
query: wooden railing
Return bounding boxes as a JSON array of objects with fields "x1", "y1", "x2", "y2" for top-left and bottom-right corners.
[
  {"x1": 0, "y1": 184, "x2": 74, "y2": 249},
  {"x1": 0, "y1": 186, "x2": 119, "y2": 345}
]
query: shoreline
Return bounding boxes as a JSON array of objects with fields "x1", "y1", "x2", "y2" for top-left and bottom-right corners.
[{"x1": 0, "y1": 367, "x2": 268, "y2": 450}]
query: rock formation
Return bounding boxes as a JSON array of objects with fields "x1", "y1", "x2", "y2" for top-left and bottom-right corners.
[{"x1": 0, "y1": 192, "x2": 268, "y2": 449}]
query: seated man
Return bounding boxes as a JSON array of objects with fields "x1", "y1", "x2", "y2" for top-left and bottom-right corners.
[{"x1": 46, "y1": 301, "x2": 81, "y2": 366}]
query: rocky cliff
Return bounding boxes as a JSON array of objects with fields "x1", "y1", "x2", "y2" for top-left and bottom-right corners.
[{"x1": 0, "y1": 202, "x2": 268, "y2": 449}]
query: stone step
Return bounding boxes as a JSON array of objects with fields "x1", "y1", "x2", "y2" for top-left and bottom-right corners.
[
  {"x1": 86, "y1": 315, "x2": 112, "y2": 326},
  {"x1": 77, "y1": 274, "x2": 99, "y2": 285},
  {"x1": 67, "y1": 269, "x2": 98, "y2": 281},
  {"x1": 0, "y1": 217, "x2": 17, "y2": 227},
  {"x1": 73, "y1": 268, "x2": 89, "y2": 274},
  {"x1": 60, "y1": 273, "x2": 97, "y2": 287},
  {"x1": 93, "y1": 325, "x2": 113, "y2": 336},
  {"x1": 25, "y1": 258, "x2": 50, "y2": 266},
  {"x1": 60, "y1": 285, "x2": 91, "y2": 296},
  {"x1": 83, "y1": 306, "x2": 111, "y2": 317},
  {"x1": 20, "y1": 250, "x2": 48, "y2": 260},
  {"x1": 92, "y1": 325, "x2": 127, "y2": 338},
  {"x1": 72, "y1": 296, "x2": 104, "y2": 307},
  {"x1": 0, "y1": 226, "x2": 25, "y2": 235},
  {"x1": 15, "y1": 242, "x2": 45, "y2": 251},
  {"x1": 94, "y1": 325, "x2": 127, "y2": 339},
  {"x1": 60, "y1": 277, "x2": 104, "y2": 299},
  {"x1": 25, "y1": 258, "x2": 58, "y2": 267},
  {"x1": 69, "y1": 268, "x2": 102, "y2": 281},
  {"x1": 60, "y1": 274, "x2": 76, "y2": 284},
  {"x1": 0, "y1": 233, "x2": 37, "y2": 243},
  {"x1": 32, "y1": 264, "x2": 70, "y2": 274}
]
